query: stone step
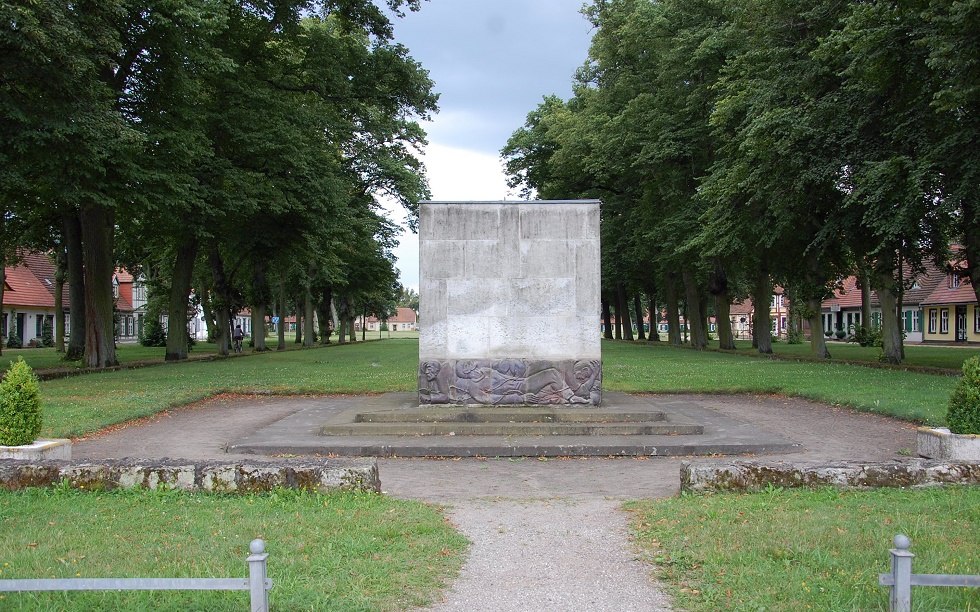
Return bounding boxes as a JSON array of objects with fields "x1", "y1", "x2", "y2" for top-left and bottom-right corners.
[
  {"x1": 320, "y1": 421, "x2": 703, "y2": 437},
  {"x1": 354, "y1": 408, "x2": 667, "y2": 424}
]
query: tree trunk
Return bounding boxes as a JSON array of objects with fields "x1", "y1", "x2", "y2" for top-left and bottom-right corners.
[
  {"x1": 872, "y1": 261, "x2": 903, "y2": 364},
  {"x1": 808, "y1": 296, "x2": 831, "y2": 359},
  {"x1": 54, "y1": 248, "x2": 67, "y2": 352},
  {"x1": 316, "y1": 286, "x2": 333, "y2": 344},
  {"x1": 277, "y1": 281, "x2": 286, "y2": 351},
  {"x1": 612, "y1": 287, "x2": 623, "y2": 340},
  {"x1": 964, "y1": 200, "x2": 980, "y2": 305},
  {"x1": 165, "y1": 237, "x2": 197, "y2": 361},
  {"x1": 303, "y1": 287, "x2": 315, "y2": 347},
  {"x1": 251, "y1": 264, "x2": 269, "y2": 352},
  {"x1": 715, "y1": 293, "x2": 735, "y2": 350},
  {"x1": 63, "y1": 212, "x2": 86, "y2": 361},
  {"x1": 633, "y1": 292, "x2": 646, "y2": 341},
  {"x1": 294, "y1": 297, "x2": 303, "y2": 344},
  {"x1": 708, "y1": 263, "x2": 735, "y2": 349},
  {"x1": 251, "y1": 304, "x2": 266, "y2": 352},
  {"x1": 682, "y1": 268, "x2": 707, "y2": 349},
  {"x1": 347, "y1": 317, "x2": 356, "y2": 343},
  {"x1": 207, "y1": 244, "x2": 230, "y2": 356},
  {"x1": 601, "y1": 295, "x2": 613, "y2": 339},
  {"x1": 199, "y1": 288, "x2": 217, "y2": 343},
  {"x1": 896, "y1": 253, "x2": 906, "y2": 360},
  {"x1": 665, "y1": 273, "x2": 681, "y2": 346},
  {"x1": 752, "y1": 269, "x2": 773, "y2": 355},
  {"x1": 79, "y1": 202, "x2": 117, "y2": 368},
  {"x1": 618, "y1": 283, "x2": 634, "y2": 341},
  {"x1": 857, "y1": 263, "x2": 872, "y2": 329},
  {"x1": 647, "y1": 293, "x2": 660, "y2": 341}
]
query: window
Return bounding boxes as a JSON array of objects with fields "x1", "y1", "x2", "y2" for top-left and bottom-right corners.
[
  {"x1": 1, "y1": 312, "x2": 6, "y2": 336},
  {"x1": 949, "y1": 274, "x2": 961, "y2": 289},
  {"x1": 928, "y1": 309, "x2": 937, "y2": 334},
  {"x1": 36, "y1": 315, "x2": 43, "y2": 338},
  {"x1": 940, "y1": 309, "x2": 949, "y2": 334},
  {"x1": 903, "y1": 309, "x2": 919, "y2": 333},
  {"x1": 975, "y1": 307, "x2": 980, "y2": 334}
]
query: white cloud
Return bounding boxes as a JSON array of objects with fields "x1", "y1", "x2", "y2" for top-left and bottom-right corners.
[{"x1": 384, "y1": 141, "x2": 522, "y2": 292}]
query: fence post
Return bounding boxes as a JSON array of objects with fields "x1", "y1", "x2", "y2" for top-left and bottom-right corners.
[
  {"x1": 247, "y1": 539, "x2": 269, "y2": 612},
  {"x1": 889, "y1": 534, "x2": 914, "y2": 612}
]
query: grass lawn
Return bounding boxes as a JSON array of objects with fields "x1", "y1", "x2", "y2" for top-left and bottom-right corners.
[
  {"x1": 40, "y1": 339, "x2": 421, "y2": 438},
  {"x1": 602, "y1": 341, "x2": 956, "y2": 425},
  {"x1": 36, "y1": 337, "x2": 962, "y2": 438},
  {"x1": 729, "y1": 339, "x2": 979, "y2": 371},
  {"x1": 627, "y1": 486, "x2": 980, "y2": 611},
  {"x1": 0, "y1": 487, "x2": 467, "y2": 611},
  {"x1": 0, "y1": 343, "x2": 220, "y2": 373}
]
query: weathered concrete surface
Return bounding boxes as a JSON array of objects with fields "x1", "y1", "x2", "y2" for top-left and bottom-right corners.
[
  {"x1": 0, "y1": 458, "x2": 379, "y2": 493},
  {"x1": 231, "y1": 392, "x2": 798, "y2": 457},
  {"x1": 917, "y1": 427, "x2": 980, "y2": 461},
  {"x1": 419, "y1": 201, "x2": 601, "y2": 405},
  {"x1": 0, "y1": 438, "x2": 71, "y2": 460},
  {"x1": 680, "y1": 459, "x2": 980, "y2": 493}
]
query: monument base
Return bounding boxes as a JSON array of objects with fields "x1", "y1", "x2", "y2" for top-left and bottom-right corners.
[{"x1": 418, "y1": 358, "x2": 601, "y2": 406}]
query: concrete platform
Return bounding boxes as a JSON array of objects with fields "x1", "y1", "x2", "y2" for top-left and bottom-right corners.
[{"x1": 229, "y1": 392, "x2": 800, "y2": 458}]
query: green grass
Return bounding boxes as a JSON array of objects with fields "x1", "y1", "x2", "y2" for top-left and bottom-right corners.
[
  {"x1": 36, "y1": 338, "x2": 963, "y2": 438},
  {"x1": 729, "y1": 339, "x2": 979, "y2": 371},
  {"x1": 0, "y1": 487, "x2": 467, "y2": 611},
  {"x1": 0, "y1": 343, "x2": 219, "y2": 373},
  {"x1": 626, "y1": 486, "x2": 980, "y2": 611},
  {"x1": 40, "y1": 339, "x2": 421, "y2": 438},
  {"x1": 602, "y1": 341, "x2": 957, "y2": 425}
]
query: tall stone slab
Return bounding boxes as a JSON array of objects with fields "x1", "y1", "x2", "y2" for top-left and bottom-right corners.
[{"x1": 418, "y1": 200, "x2": 601, "y2": 406}]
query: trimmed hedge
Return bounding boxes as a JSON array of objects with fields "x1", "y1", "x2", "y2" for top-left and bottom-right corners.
[{"x1": 0, "y1": 358, "x2": 42, "y2": 445}]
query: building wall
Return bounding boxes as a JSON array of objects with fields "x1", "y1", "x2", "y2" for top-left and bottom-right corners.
[{"x1": 922, "y1": 304, "x2": 980, "y2": 343}]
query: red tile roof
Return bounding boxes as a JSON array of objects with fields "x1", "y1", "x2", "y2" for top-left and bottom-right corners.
[
  {"x1": 364, "y1": 307, "x2": 417, "y2": 324},
  {"x1": 19, "y1": 251, "x2": 70, "y2": 307},
  {"x1": 921, "y1": 274, "x2": 976, "y2": 305},
  {"x1": 3, "y1": 262, "x2": 55, "y2": 308}
]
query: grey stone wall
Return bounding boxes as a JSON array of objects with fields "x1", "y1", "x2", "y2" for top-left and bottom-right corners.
[
  {"x1": 0, "y1": 458, "x2": 380, "y2": 493},
  {"x1": 419, "y1": 200, "x2": 601, "y2": 406},
  {"x1": 680, "y1": 459, "x2": 980, "y2": 493}
]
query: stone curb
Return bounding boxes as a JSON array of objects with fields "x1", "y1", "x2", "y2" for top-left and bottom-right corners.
[
  {"x1": 680, "y1": 459, "x2": 980, "y2": 493},
  {"x1": 0, "y1": 458, "x2": 379, "y2": 493}
]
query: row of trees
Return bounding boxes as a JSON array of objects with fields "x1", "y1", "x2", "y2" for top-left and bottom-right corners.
[
  {"x1": 2, "y1": 0, "x2": 436, "y2": 366},
  {"x1": 502, "y1": 0, "x2": 978, "y2": 364}
]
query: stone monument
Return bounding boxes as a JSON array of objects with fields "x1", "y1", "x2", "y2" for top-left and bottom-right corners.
[{"x1": 418, "y1": 200, "x2": 601, "y2": 406}]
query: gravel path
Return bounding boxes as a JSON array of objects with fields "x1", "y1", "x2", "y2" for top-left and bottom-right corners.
[{"x1": 72, "y1": 392, "x2": 917, "y2": 612}]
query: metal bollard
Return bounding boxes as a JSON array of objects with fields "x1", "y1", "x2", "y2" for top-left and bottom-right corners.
[
  {"x1": 247, "y1": 539, "x2": 270, "y2": 612},
  {"x1": 889, "y1": 534, "x2": 914, "y2": 612}
]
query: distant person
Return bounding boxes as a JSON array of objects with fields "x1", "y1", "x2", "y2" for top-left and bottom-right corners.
[{"x1": 232, "y1": 324, "x2": 244, "y2": 353}]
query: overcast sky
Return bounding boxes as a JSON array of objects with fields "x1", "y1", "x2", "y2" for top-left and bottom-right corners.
[{"x1": 383, "y1": 0, "x2": 595, "y2": 290}]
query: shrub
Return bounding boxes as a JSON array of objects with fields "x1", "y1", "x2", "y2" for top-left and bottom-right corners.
[
  {"x1": 6, "y1": 333, "x2": 22, "y2": 349},
  {"x1": 834, "y1": 330, "x2": 846, "y2": 340},
  {"x1": 850, "y1": 325, "x2": 882, "y2": 348},
  {"x1": 139, "y1": 317, "x2": 167, "y2": 347},
  {"x1": 0, "y1": 358, "x2": 42, "y2": 446},
  {"x1": 823, "y1": 330, "x2": 833, "y2": 338},
  {"x1": 947, "y1": 356, "x2": 980, "y2": 435},
  {"x1": 40, "y1": 319, "x2": 54, "y2": 347}
]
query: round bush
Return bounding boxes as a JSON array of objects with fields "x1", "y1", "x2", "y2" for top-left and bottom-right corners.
[
  {"x1": 947, "y1": 356, "x2": 980, "y2": 435},
  {"x1": 0, "y1": 358, "x2": 42, "y2": 446}
]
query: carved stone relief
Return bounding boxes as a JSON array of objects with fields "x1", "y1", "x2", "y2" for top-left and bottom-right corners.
[{"x1": 419, "y1": 359, "x2": 601, "y2": 406}]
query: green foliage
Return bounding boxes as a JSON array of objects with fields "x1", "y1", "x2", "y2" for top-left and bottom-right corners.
[
  {"x1": 5, "y1": 333, "x2": 22, "y2": 349},
  {"x1": 40, "y1": 319, "x2": 53, "y2": 348},
  {"x1": 947, "y1": 356, "x2": 980, "y2": 434},
  {"x1": 139, "y1": 317, "x2": 167, "y2": 347},
  {"x1": 786, "y1": 327, "x2": 803, "y2": 344},
  {"x1": 850, "y1": 325, "x2": 882, "y2": 348},
  {"x1": 834, "y1": 330, "x2": 846, "y2": 340},
  {"x1": 0, "y1": 358, "x2": 42, "y2": 446}
]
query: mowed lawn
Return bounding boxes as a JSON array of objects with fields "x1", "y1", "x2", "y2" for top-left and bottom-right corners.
[
  {"x1": 33, "y1": 337, "x2": 963, "y2": 438},
  {"x1": 628, "y1": 486, "x2": 980, "y2": 611},
  {"x1": 0, "y1": 488, "x2": 467, "y2": 611}
]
